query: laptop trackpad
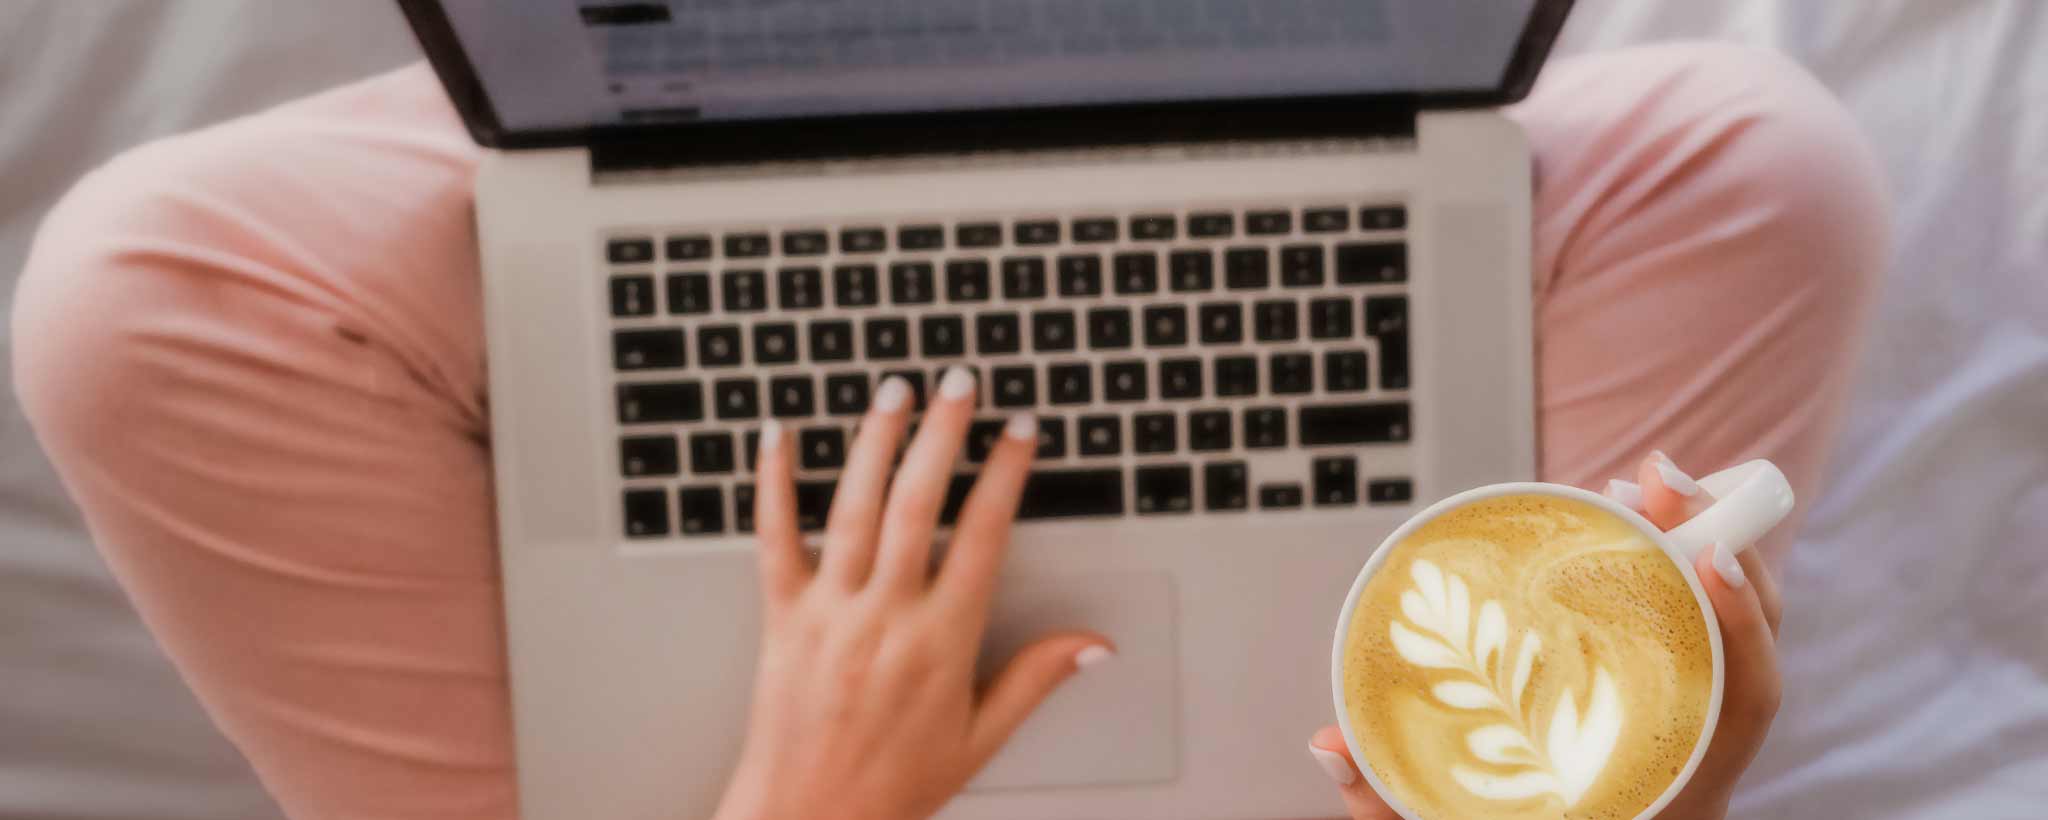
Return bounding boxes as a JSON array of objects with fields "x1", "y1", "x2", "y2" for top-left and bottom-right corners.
[{"x1": 968, "y1": 571, "x2": 1178, "y2": 790}]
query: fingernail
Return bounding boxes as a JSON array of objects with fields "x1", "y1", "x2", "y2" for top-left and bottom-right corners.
[
  {"x1": 760, "y1": 419, "x2": 783, "y2": 454},
  {"x1": 1005, "y1": 412, "x2": 1039, "y2": 441},
  {"x1": 1654, "y1": 459, "x2": 1701, "y2": 497},
  {"x1": 1075, "y1": 645, "x2": 1114, "y2": 670},
  {"x1": 1604, "y1": 479, "x2": 1645, "y2": 511},
  {"x1": 1712, "y1": 542, "x2": 1748, "y2": 589},
  {"x1": 938, "y1": 365, "x2": 975, "y2": 400},
  {"x1": 1310, "y1": 745, "x2": 1358, "y2": 786},
  {"x1": 873, "y1": 376, "x2": 909, "y2": 413}
]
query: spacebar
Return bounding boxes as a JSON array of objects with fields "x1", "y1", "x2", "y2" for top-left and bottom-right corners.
[{"x1": 1017, "y1": 469, "x2": 1126, "y2": 520}]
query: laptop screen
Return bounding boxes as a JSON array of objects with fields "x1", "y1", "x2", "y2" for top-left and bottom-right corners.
[{"x1": 424, "y1": 0, "x2": 1548, "y2": 139}]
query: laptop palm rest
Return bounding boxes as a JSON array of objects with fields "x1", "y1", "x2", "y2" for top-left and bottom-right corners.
[{"x1": 968, "y1": 571, "x2": 1179, "y2": 790}]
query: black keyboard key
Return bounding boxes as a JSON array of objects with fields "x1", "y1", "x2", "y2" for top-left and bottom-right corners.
[
  {"x1": 1310, "y1": 297, "x2": 1353, "y2": 339},
  {"x1": 1016, "y1": 469, "x2": 1125, "y2": 520},
  {"x1": 607, "y1": 237, "x2": 655, "y2": 264},
  {"x1": 1049, "y1": 363, "x2": 1092, "y2": 405},
  {"x1": 881, "y1": 369, "x2": 927, "y2": 410},
  {"x1": 921, "y1": 315, "x2": 967, "y2": 357},
  {"x1": 666, "y1": 235, "x2": 712, "y2": 261},
  {"x1": 1000, "y1": 257, "x2": 1048, "y2": 300},
  {"x1": 665, "y1": 272, "x2": 712, "y2": 315},
  {"x1": 810, "y1": 319, "x2": 855, "y2": 362},
  {"x1": 1325, "y1": 350, "x2": 1370, "y2": 392},
  {"x1": 1159, "y1": 358, "x2": 1203, "y2": 399},
  {"x1": 698, "y1": 325, "x2": 743, "y2": 367},
  {"x1": 976, "y1": 312, "x2": 1022, "y2": 355},
  {"x1": 1204, "y1": 461, "x2": 1249, "y2": 511},
  {"x1": 1032, "y1": 310, "x2": 1078, "y2": 352},
  {"x1": 1314, "y1": 456, "x2": 1359, "y2": 506},
  {"x1": 824, "y1": 373, "x2": 869, "y2": 415},
  {"x1": 1225, "y1": 247, "x2": 1270, "y2": 289},
  {"x1": 1244, "y1": 407, "x2": 1287, "y2": 448},
  {"x1": 782, "y1": 230, "x2": 828, "y2": 257},
  {"x1": 1035, "y1": 417, "x2": 1067, "y2": 459},
  {"x1": 866, "y1": 317, "x2": 911, "y2": 359},
  {"x1": 1015, "y1": 219, "x2": 1060, "y2": 246},
  {"x1": 777, "y1": 267, "x2": 824, "y2": 309},
  {"x1": 956, "y1": 222, "x2": 1002, "y2": 248},
  {"x1": 1132, "y1": 412, "x2": 1176, "y2": 454},
  {"x1": 1104, "y1": 360, "x2": 1148, "y2": 402},
  {"x1": 724, "y1": 233, "x2": 771, "y2": 258},
  {"x1": 966, "y1": 419, "x2": 1004, "y2": 462},
  {"x1": 1303, "y1": 207, "x2": 1350, "y2": 233},
  {"x1": 1088, "y1": 307, "x2": 1133, "y2": 350},
  {"x1": 794, "y1": 481, "x2": 835, "y2": 531},
  {"x1": 623, "y1": 488, "x2": 669, "y2": 537},
  {"x1": 610, "y1": 275, "x2": 656, "y2": 317},
  {"x1": 723, "y1": 270, "x2": 767, "y2": 312},
  {"x1": 1259, "y1": 483, "x2": 1304, "y2": 509},
  {"x1": 1280, "y1": 245, "x2": 1326, "y2": 287},
  {"x1": 754, "y1": 323, "x2": 798, "y2": 364},
  {"x1": 1336, "y1": 242, "x2": 1407, "y2": 284},
  {"x1": 991, "y1": 366, "x2": 1037, "y2": 408},
  {"x1": 1189, "y1": 211, "x2": 1234, "y2": 238},
  {"x1": 690, "y1": 432, "x2": 736, "y2": 474},
  {"x1": 890, "y1": 261, "x2": 937, "y2": 305},
  {"x1": 745, "y1": 430, "x2": 760, "y2": 471},
  {"x1": 620, "y1": 435, "x2": 679, "y2": 477},
  {"x1": 1360, "y1": 205, "x2": 1407, "y2": 231},
  {"x1": 840, "y1": 226, "x2": 887, "y2": 254},
  {"x1": 1271, "y1": 352, "x2": 1313, "y2": 394},
  {"x1": 1130, "y1": 214, "x2": 1177, "y2": 240},
  {"x1": 733, "y1": 483, "x2": 755, "y2": 533},
  {"x1": 1057, "y1": 255, "x2": 1103, "y2": 296},
  {"x1": 1199, "y1": 303, "x2": 1243, "y2": 344},
  {"x1": 713, "y1": 378, "x2": 759, "y2": 419},
  {"x1": 1365, "y1": 296, "x2": 1410, "y2": 390},
  {"x1": 1247, "y1": 210, "x2": 1293, "y2": 235},
  {"x1": 1189, "y1": 410, "x2": 1233, "y2": 451},
  {"x1": 1072, "y1": 217, "x2": 1118, "y2": 243},
  {"x1": 1134, "y1": 465, "x2": 1193, "y2": 514},
  {"x1": 1254, "y1": 300, "x2": 1299, "y2": 342},
  {"x1": 770, "y1": 376, "x2": 815, "y2": 417},
  {"x1": 675, "y1": 487, "x2": 724, "y2": 537},
  {"x1": 1298, "y1": 403, "x2": 1412, "y2": 445},
  {"x1": 1380, "y1": 335, "x2": 1410, "y2": 390},
  {"x1": 1169, "y1": 249, "x2": 1214, "y2": 292},
  {"x1": 1214, "y1": 356, "x2": 1258, "y2": 397},
  {"x1": 1368, "y1": 478, "x2": 1415, "y2": 505},
  {"x1": 1077, "y1": 415, "x2": 1122, "y2": 456},
  {"x1": 944, "y1": 259, "x2": 992, "y2": 303},
  {"x1": 617, "y1": 382, "x2": 703, "y2": 424},
  {"x1": 938, "y1": 474, "x2": 975, "y2": 526},
  {"x1": 614, "y1": 328, "x2": 686, "y2": 370},
  {"x1": 833, "y1": 263, "x2": 880, "y2": 307},
  {"x1": 1113, "y1": 252, "x2": 1159, "y2": 294},
  {"x1": 800, "y1": 427, "x2": 846, "y2": 469},
  {"x1": 898, "y1": 224, "x2": 945, "y2": 251}
]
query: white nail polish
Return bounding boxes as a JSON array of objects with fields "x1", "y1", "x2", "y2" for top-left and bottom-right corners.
[
  {"x1": 938, "y1": 365, "x2": 975, "y2": 400},
  {"x1": 873, "y1": 376, "x2": 910, "y2": 413},
  {"x1": 1604, "y1": 479, "x2": 1645, "y2": 511},
  {"x1": 1654, "y1": 459, "x2": 1702, "y2": 496},
  {"x1": 1075, "y1": 645, "x2": 1114, "y2": 670},
  {"x1": 1005, "y1": 412, "x2": 1039, "y2": 441},
  {"x1": 1712, "y1": 542, "x2": 1749, "y2": 589},
  {"x1": 759, "y1": 419, "x2": 783, "y2": 453},
  {"x1": 1310, "y1": 746, "x2": 1358, "y2": 786}
]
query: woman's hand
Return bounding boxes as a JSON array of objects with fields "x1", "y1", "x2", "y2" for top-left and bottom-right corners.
[
  {"x1": 713, "y1": 367, "x2": 1113, "y2": 820},
  {"x1": 1307, "y1": 452, "x2": 1785, "y2": 820}
]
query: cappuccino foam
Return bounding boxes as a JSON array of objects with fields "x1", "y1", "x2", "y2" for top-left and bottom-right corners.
[{"x1": 1341, "y1": 494, "x2": 1715, "y2": 820}]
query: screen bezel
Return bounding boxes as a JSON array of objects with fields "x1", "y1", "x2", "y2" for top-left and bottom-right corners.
[{"x1": 397, "y1": 0, "x2": 1575, "y2": 155}]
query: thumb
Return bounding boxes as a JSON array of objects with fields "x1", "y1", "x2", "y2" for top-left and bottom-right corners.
[
  {"x1": 969, "y1": 632, "x2": 1113, "y2": 764},
  {"x1": 1310, "y1": 725, "x2": 1403, "y2": 819}
]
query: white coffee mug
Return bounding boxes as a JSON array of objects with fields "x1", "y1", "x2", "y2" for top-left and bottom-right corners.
[{"x1": 1330, "y1": 459, "x2": 1795, "y2": 820}]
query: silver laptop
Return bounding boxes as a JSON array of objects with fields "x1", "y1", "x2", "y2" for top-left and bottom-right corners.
[{"x1": 400, "y1": 1, "x2": 1565, "y2": 817}]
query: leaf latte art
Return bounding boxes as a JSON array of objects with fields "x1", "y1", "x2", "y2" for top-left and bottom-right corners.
[{"x1": 1342, "y1": 495, "x2": 1715, "y2": 820}]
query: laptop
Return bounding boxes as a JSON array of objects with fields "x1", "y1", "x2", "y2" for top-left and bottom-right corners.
[{"x1": 399, "y1": 1, "x2": 1565, "y2": 817}]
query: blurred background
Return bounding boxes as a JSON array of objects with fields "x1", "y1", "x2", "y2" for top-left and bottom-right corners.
[{"x1": 2, "y1": 1, "x2": 2043, "y2": 818}]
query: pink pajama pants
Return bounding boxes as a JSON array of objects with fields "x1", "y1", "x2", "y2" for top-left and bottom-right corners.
[{"x1": 12, "y1": 43, "x2": 1888, "y2": 820}]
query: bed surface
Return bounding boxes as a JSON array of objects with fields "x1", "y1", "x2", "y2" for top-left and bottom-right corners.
[{"x1": 3, "y1": 1, "x2": 2043, "y2": 817}]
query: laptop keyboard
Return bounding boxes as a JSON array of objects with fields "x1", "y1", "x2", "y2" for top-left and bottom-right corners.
[{"x1": 606, "y1": 204, "x2": 1415, "y2": 540}]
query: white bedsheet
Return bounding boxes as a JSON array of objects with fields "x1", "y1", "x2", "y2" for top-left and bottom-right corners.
[{"x1": 3, "y1": 2, "x2": 2043, "y2": 818}]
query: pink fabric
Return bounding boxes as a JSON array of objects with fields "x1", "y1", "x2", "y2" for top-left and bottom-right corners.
[{"x1": 11, "y1": 42, "x2": 1886, "y2": 820}]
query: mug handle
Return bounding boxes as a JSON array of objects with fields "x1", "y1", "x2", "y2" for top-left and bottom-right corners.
[{"x1": 1661, "y1": 459, "x2": 1797, "y2": 563}]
